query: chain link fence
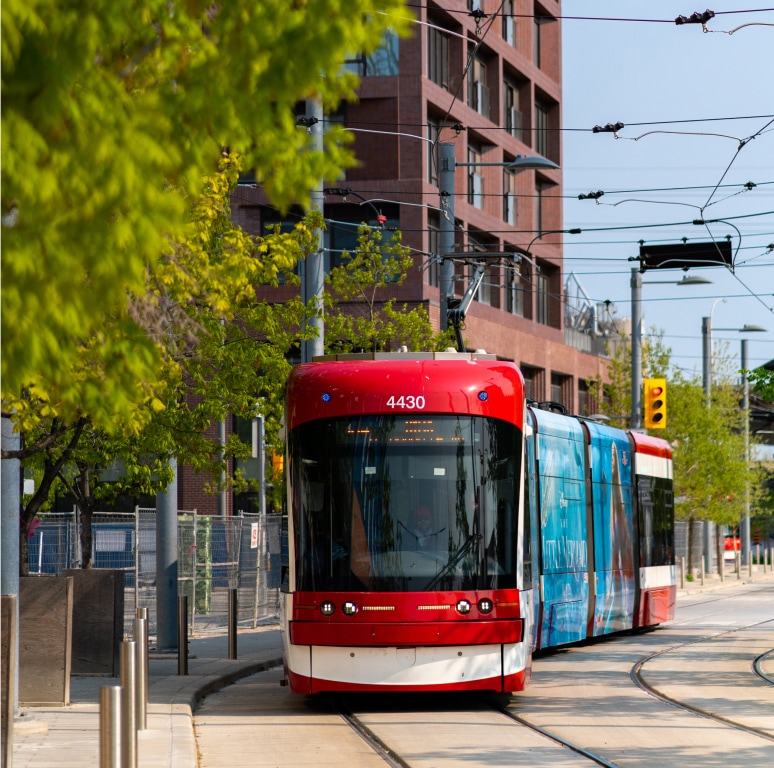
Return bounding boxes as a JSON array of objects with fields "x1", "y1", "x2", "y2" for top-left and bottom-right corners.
[{"x1": 26, "y1": 508, "x2": 284, "y2": 638}]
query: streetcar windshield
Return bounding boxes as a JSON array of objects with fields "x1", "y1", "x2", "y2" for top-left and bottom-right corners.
[{"x1": 289, "y1": 414, "x2": 522, "y2": 592}]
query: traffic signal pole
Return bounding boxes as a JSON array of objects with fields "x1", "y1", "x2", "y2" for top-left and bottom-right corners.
[{"x1": 631, "y1": 268, "x2": 643, "y2": 430}]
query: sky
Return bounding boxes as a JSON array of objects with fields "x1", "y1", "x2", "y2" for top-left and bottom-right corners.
[{"x1": 560, "y1": 2, "x2": 774, "y2": 383}]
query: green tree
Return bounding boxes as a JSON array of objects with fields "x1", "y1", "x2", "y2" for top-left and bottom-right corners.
[
  {"x1": 11, "y1": 162, "x2": 319, "y2": 572},
  {"x1": 2, "y1": 0, "x2": 411, "y2": 425},
  {"x1": 324, "y1": 225, "x2": 453, "y2": 353},
  {"x1": 748, "y1": 368, "x2": 774, "y2": 401},
  {"x1": 588, "y1": 327, "x2": 672, "y2": 427},
  {"x1": 593, "y1": 327, "x2": 760, "y2": 573}
]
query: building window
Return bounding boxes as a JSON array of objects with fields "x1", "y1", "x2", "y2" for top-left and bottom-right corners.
[
  {"x1": 578, "y1": 379, "x2": 598, "y2": 417},
  {"x1": 536, "y1": 271, "x2": 549, "y2": 325},
  {"x1": 468, "y1": 53, "x2": 490, "y2": 119},
  {"x1": 468, "y1": 258, "x2": 497, "y2": 307},
  {"x1": 533, "y1": 15, "x2": 542, "y2": 68},
  {"x1": 367, "y1": 30, "x2": 399, "y2": 75},
  {"x1": 502, "y1": 0, "x2": 515, "y2": 45},
  {"x1": 521, "y1": 365, "x2": 544, "y2": 401},
  {"x1": 467, "y1": 144, "x2": 483, "y2": 209},
  {"x1": 428, "y1": 21, "x2": 449, "y2": 89},
  {"x1": 427, "y1": 215, "x2": 440, "y2": 288},
  {"x1": 550, "y1": 373, "x2": 571, "y2": 410},
  {"x1": 503, "y1": 170, "x2": 517, "y2": 225},
  {"x1": 262, "y1": 216, "x2": 302, "y2": 283},
  {"x1": 505, "y1": 261, "x2": 524, "y2": 316},
  {"x1": 345, "y1": 30, "x2": 399, "y2": 76},
  {"x1": 504, "y1": 81, "x2": 523, "y2": 140},
  {"x1": 535, "y1": 180, "x2": 548, "y2": 233},
  {"x1": 427, "y1": 114, "x2": 442, "y2": 186},
  {"x1": 535, "y1": 100, "x2": 549, "y2": 158}
]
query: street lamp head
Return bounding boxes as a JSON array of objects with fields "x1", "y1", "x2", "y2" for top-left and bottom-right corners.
[
  {"x1": 713, "y1": 324, "x2": 767, "y2": 333},
  {"x1": 506, "y1": 155, "x2": 560, "y2": 171},
  {"x1": 676, "y1": 274, "x2": 712, "y2": 286}
]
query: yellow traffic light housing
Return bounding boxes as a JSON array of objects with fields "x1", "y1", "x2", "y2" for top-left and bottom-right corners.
[{"x1": 643, "y1": 378, "x2": 667, "y2": 429}]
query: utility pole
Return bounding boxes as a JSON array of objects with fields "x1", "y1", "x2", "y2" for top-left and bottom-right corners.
[
  {"x1": 438, "y1": 143, "x2": 456, "y2": 334},
  {"x1": 702, "y1": 315, "x2": 713, "y2": 574},
  {"x1": 1, "y1": 416, "x2": 20, "y2": 715},
  {"x1": 437, "y1": 142, "x2": 558, "y2": 342},
  {"x1": 302, "y1": 97, "x2": 325, "y2": 362},
  {"x1": 630, "y1": 268, "x2": 643, "y2": 430},
  {"x1": 155, "y1": 460, "x2": 178, "y2": 652}
]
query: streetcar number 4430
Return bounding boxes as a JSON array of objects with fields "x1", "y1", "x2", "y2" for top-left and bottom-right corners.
[{"x1": 386, "y1": 395, "x2": 425, "y2": 409}]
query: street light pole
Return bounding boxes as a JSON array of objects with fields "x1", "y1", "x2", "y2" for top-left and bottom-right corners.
[
  {"x1": 710, "y1": 324, "x2": 766, "y2": 567},
  {"x1": 437, "y1": 142, "x2": 559, "y2": 337},
  {"x1": 702, "y1": 315, "x2": 712, "y2": 402},
  {"x1": 701, "y1": 310, "x2": 766, "y2": 571},
  {"x1": 630, "y1": 271, "x2": 710, "y2": 430},
  {"x1": 741, "y1": 337, "x2": 750, "y2": 566},
  {"x1": 701, "y1": 298, "x2": 724, "y2": 573}
]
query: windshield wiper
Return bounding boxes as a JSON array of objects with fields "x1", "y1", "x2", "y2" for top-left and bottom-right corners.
[{"x1": 424, "y1": 533, "x2": 483, "y2": 591}]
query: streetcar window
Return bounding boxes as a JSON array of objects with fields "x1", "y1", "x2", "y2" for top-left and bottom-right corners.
[
  {"x1": 288, "y1": 415, "x2": 523, "y2": 592},
  {"x1": 637, "y1": 476, "x2": 674, "y2": 567}
]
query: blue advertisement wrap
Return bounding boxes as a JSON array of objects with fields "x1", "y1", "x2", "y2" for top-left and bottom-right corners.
[
  {"x1": 531, "y1": 410, "x2": 589, "y2": 648},
  {"x1": 586, "y1": 423, "x2": 636, "y2": 635}
]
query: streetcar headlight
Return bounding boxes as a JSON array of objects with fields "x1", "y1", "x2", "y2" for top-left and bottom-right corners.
[
  {"x1": 320, "y1": 601, "x2": 335, "y2": 616},
  {"x1": 455, "y1": 599, "x2": 471, "y2": 615},
  {"x1": 342, "y1": 601, "x2": 358, "y2": 616},
  {"x1": 478, "y1": 598, "x2": 494, "y2": 614}
]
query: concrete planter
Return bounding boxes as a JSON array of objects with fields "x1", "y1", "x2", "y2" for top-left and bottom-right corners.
[
  {"x1": 62, "y1": 569, "x2": 125, "y2": 676},
  {"x1": 19, "y1": 576, "x2": 73, "y2": 706},
  {"x1": 1, "y1": 594, "x2": 17, "y2": 767}
]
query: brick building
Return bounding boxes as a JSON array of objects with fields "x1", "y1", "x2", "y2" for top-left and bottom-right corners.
[{"x1": 182, "y1": 0, "x2": 613, "y2": 514}]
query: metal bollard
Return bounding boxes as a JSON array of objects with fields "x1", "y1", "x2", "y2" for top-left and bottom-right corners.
[
  {"x1": 228, "y1": 588, "x2": 238, "y2": 660},
  {"x1": 132, "y1": 617, "x2": 148, "y2": 730},
  {"x1": 700, "y1": 555, "x2": 705, "y2": 586},
  {"x1": 736, "y1": 550, "x2": 741, "y2": 580},
  {"x1": 99, "y1": 685, "x2": 121, "y2": 768},
  {"x1": 178, "y1": 595, "x2": 188, "y2": 676},
  {"x1": 137, "y1": 608, "x2": 150, "y2": 711},
  {"x1": 120, "y1": 640, "x2": 137, "y2": 768}
]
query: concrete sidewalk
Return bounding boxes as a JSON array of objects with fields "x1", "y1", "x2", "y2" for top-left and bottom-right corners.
[
  {"x1": 11, "y1": 625, "x2": 284, "y2": 768},
  {"x1": 10, "y1": 567, "x2": 774, "y2": 768}
]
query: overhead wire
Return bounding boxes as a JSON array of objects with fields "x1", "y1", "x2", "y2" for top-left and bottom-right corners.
[{"x1": 239, "y1": 4, "x2": 774, "y2": 343}]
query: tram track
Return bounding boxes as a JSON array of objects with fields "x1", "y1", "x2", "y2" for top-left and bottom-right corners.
[
  {"x1": 334, "y1": 700, "x2": 414, "y2": 768},
  {"x1": 630, "y1": 617, "x2": 774, "y2": 743},
  {"x1": 489, "y1": 701, "x2": 621, "y2": 767},
  {"x1": 753, "y1": 649, "x2": 774, "y2": 685},
  {"x1": 332, "y1": 692, "x2": 627, "y2": 768},
  {"x1": 195, "y1": 584, "x2": 774, "y2": 768},
  {"x1": 325, "y1": 611, "x2": 774, "y2": 768}
]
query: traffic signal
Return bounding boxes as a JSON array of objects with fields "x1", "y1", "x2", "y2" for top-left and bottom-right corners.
[{"x1": 643, "y1": 378, "x2": 667, "y2": 429}]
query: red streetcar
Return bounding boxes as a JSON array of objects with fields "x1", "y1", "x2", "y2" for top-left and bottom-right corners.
[{"x1": 280, "y1": 351, "x2": 675, "y2": 694}]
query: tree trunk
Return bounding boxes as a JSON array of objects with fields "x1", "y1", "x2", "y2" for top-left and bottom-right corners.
[
  {"x1": 18, "y1": 418, "x2": 87, "y2": 576},
  {"x1": 77, "y1": 465, "x2": 95, "y2": 570},
  {"x1": 19, "y1": 526, "x2": 30, "y2": 577},
  {"x1": 715, "y1": 522, "x2": 724, "y2": 578}
]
